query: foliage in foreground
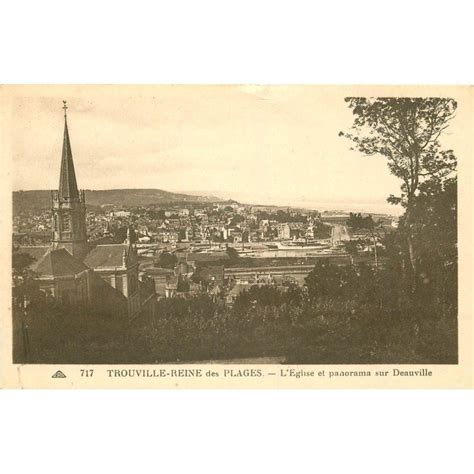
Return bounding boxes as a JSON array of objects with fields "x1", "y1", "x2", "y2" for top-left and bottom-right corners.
[{"x1": 13, "y1": 257, "x2": 457, "y2": 364}]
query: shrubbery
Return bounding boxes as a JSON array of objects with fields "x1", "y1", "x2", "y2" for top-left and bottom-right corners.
[{"x1": 13, "y1": 249, "x2": 457, "y2": 363}]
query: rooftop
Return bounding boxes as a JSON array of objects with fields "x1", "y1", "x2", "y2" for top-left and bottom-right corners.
[
  {"x1": 32, "y1": 248, "x2": 88, "y2": 277},
  {"x1": 84, "y1": 244, "x2": 130, "y2": 269},
  {"x1": 17, "y1": 246, "x2": 49, "y2": 267}
]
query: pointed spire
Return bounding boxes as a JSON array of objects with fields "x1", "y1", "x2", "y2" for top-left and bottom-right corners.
[{"x1": 58, "y1": 101, "x2": 80, "y2": 200}]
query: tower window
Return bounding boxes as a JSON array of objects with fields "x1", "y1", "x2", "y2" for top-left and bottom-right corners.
[{"x1": 62, "y1": 214, "x2": 71, "y2": 231}]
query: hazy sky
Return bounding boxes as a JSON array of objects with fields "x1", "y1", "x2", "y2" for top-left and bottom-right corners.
[{"x1": 10, "y1": 85, "x2": 453, "y2": 215}]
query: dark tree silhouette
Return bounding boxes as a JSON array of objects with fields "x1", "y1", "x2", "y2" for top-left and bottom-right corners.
[
  {"x1": 340, "y1": 97, "x2": 457, "y2": 274},
  {"x1": 346, "y1": 213, "x2": 381, "y2": 269},
  {"x1": 343, "y1": 239, "x2": 359, "y2": 265},
  {"x1": 156, "y1": 251, "x2": 178, "y2": 269},
  {"x1": 12, "y1": 248, "x2": 35, "y2": 286}
]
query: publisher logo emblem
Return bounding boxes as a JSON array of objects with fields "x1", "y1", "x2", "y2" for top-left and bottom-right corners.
[{"x1": 52, "y1": 370, "x2": 67, "y2": 379}]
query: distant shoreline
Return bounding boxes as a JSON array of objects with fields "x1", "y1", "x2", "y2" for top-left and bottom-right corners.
[{"x1": 12, "y1": 188, "x2": 400, "y2": 216}]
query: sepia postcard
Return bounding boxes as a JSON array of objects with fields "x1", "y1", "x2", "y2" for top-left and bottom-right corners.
[{"x1": 0, "y1": 84, "x2": 472, "y2": 388}]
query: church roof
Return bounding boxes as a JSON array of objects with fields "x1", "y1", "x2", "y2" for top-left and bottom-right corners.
[
  {"x1": 58, "y1": 113, "x2": 80, "y2": 200},
  {"x1": 18, "y1": 246, "x2": 50, "y2": 267},
  {"x1": 32, "y1": 248, "x2": 89, "y2": 277},
  {"x1": 84, "y1": 244, "x2": 130, "y2": 269}
]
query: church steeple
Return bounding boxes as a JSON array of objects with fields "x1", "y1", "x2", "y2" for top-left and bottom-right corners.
[
  {"x1": 58, "y1": 101, "x2": 79, "y2": 200},
  {"x1": 51, "y1": 101, "x2": 89, "y2": 260}
]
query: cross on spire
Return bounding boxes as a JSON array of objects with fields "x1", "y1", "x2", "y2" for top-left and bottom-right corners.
[{"x1": 58, "y1": 101, "x2": 79, "y2": 200}]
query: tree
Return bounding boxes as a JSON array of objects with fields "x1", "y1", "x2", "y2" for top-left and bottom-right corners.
[
  {"x1": 347, "y1": 212, "x2": 375, "y2": 231},
  {"x1": 407, "y1": 176, "x2": 457, "y2": 304},
  {"x1": 229, "y1": 215, "x2": 244, "y2": 226},
  {"x1": 346, "y1": 214, "x2": 380, "y2": 269},
  {"x1": 343, "y1": 240, "x2": 359, "y2": 265},
  {"x1": 12, "y1": 249, "x2": 35, "y2": 286},
  {"x1": 226, "y1": 246, "x2": 239, "y2": 263},
  {"x1": 340, "y1": 98, "x2": 457, "y2": 274},
  {"x1": 305, "y1": 260, "x2": 346, "y2": 299},
  {"x1": 156, "y1": 251, "x2": 177, "y2": 269}
]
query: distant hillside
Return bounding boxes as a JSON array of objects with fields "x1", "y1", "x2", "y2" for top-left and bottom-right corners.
[{"x1": 13, "y1": 189, "x2": 225, "y2": 213}]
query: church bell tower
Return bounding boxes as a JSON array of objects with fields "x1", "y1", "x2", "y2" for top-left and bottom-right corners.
[{"x1": 51, "y1": 101, "x2": 89, "y2": 260}]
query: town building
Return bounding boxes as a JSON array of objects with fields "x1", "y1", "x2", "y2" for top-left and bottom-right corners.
[
  {"x1": 277, "y1": 223, "x2": 304, "y2": 240},
  {"x1": 110, "y1": 210, "x2": 131, "y2": 218}
]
